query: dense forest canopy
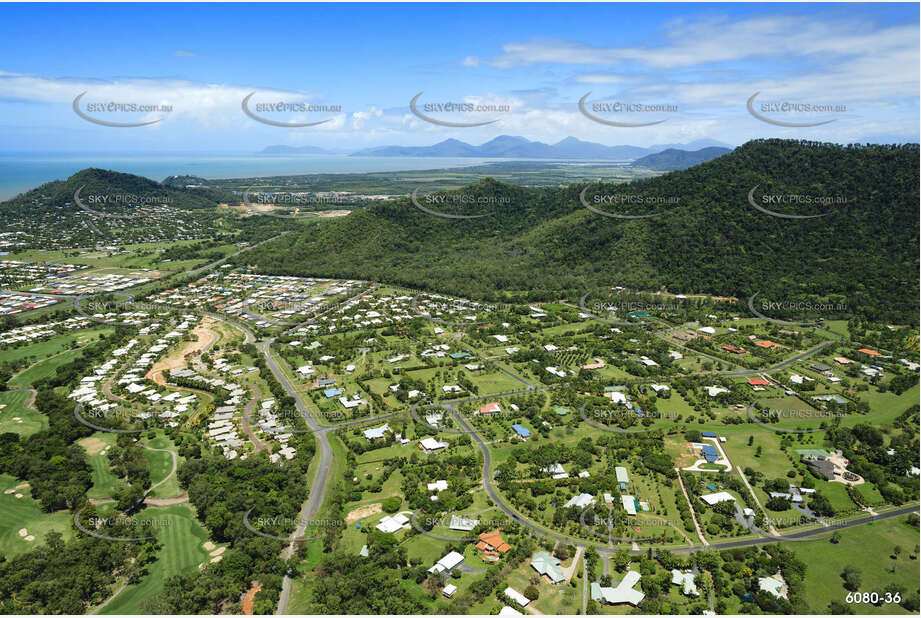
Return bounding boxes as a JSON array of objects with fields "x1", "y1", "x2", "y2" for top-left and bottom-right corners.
[{"x1": 237, "y1": 140, "x2": 919, "y2": 324}]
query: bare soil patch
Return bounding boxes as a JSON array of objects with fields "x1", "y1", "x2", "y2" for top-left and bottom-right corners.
[{"x1": 346, "y1": 502, "x2": 382, "y2": 524}]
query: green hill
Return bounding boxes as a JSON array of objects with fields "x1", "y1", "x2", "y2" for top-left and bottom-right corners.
[
  {"x1": 238, "y1": 139, "x2": 919, "y2": 323},
  {"x1": 0, "y1": 168, "x2": 219, "y2": 214}
]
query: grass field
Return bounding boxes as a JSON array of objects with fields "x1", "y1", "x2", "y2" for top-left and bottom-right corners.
[
  {"x1": 100, "y1": 504, "x2": 214, "y2": 614},
  {"x1": 8, "y1": 347, "x2": 86, "y2": 388},
  {"x1": 0, "y1": 473, "x2": 73, "y2": 557},
  {"x1": 0, "y1": 388, "x2": 47, "y2": 436},
  {"x1": 788, "y1": 516, "x2": 920, "y2": 614},
  {"x1": 79, "y1": 433, "x2": 122, "y2": 500},
  {"x1": 0, "y1": 326, "x2": 112, "y2": 372},
  {"x1": 141, "y1": 432, "x2": 182, "y2": 498}
]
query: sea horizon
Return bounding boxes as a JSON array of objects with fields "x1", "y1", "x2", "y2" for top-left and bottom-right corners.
[{"x1": 0, "y1": 153, "x2": 514, "y2": 200}]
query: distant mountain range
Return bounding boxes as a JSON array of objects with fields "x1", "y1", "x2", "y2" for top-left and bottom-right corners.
[{"x1": 258, "y1": 136, "x2": 732, "y2": 162}]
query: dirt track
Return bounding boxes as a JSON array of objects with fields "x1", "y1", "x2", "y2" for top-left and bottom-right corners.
[{"x1": 146, "y1": 318, "x2": 219, "y2": 385}]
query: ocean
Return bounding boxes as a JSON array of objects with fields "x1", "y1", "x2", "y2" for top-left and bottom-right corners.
[{"x1": 0, "y1": 153, "x2": 504, "y2": 200}]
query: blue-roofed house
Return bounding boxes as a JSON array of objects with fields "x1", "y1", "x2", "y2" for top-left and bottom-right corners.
[
  {"x1": 512, "y1": 424, "x2": 531, "y2": 439},
  {"x1": 701, "y1": 431, "x2": 717, "y2": 438},
  {"x1": 701, "y1": 444, "x2": 719, "y2": 463}
]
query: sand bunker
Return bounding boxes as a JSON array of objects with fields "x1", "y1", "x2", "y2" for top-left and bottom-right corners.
[
  {"x1": 209, "y1": 546, "x2": 226, "y2": 557},
  {"x1": 80, "y1": 437, "x2": 108, "y2": 455},
  {"x1": 202, "y1": 541, "x2": 216, "y2": 551}
]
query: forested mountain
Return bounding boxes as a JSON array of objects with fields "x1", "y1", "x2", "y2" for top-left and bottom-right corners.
[
  {"x1": 0, "y1": 168, "x2": 219, "y2": 214},
  {"x1": 239, "y1": 140, "x2": 919, "y2": 323},
  {"x1": 632, "y1": 146, "x2": 732, "y2": 170}
]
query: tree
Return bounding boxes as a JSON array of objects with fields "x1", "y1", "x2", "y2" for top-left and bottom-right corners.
[
  {"x1": 842, "y1": 566, "x2": 861, "y2": 591},
  {"x1": 381, "y1": 496, "x2": 401, "y2": 513}
]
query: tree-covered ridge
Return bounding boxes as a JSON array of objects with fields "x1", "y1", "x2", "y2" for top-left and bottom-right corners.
[
  {"x1": 239, "y1": 140, "x2": 919, "y2": 323},
  {"x1": 0, "y1": 167, "x2": 220, "y2": 214}
]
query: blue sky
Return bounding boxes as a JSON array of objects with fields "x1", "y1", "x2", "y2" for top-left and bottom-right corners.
[{"x1": 0, "y1": 2, "x2": 917, "y2": 152}]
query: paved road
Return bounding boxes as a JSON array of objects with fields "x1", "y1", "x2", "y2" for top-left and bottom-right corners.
[{"x1": 258, "y1": 339, "x2": 332, "y2": 616}]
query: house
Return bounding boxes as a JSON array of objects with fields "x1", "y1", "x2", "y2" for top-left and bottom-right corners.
[
  {"x1": 427, "y1": 479, "x2": 449, "y2": 492},
  {"x1": 493, "y1": 334, "x2": 509, "y2": 343},
  {"x1": 504, "y1": 587, "x2": 530, "y2": 608},
  {"x1": 449, "y1": 515, "x2": 479, "y2": 531},
  {"x1": 511, "y1": 424, "x2": 531, "y2": 439},
  {"x1": 758, "y1": 575, "x2": 787, "y2": 599},
  {"x1": 442, "y1": 583, "x2": 457, "y2": 598},
  {"x1": 857, "y1": 348, "x2": 881, "y2": 357},
  {"x1": 323, "y1": 387, "x2": 343, "y2": 398},
  {"x1": 698, "y1": 444, "x2": 720, "y2": 463},
  {"x1": 479, "y1": 402, "x2": 501, "y2": 415},
  {"x1": 722, "y1": 344, "x2": 747, "y2": 355},
  {"x1": 834, "y1": 357, "x2": 854, "y2": 365},
  {"x1": 747, "y1": 378, "x2": 770, "y2": 387},
  {"x1": 615, "y1": 466, "x2": 629, "y2": 489},
  {"x1": 698, "y1": 326, "x2": 716, "y2": 335},
  {"x1": 362, "y1": 424, "x2": 390, "y2": 440},
  {"x1": 531, "y1": 551, "x2": 565, "y2": 584},
  {"x1": 808, "y1": 458, "x2": 837, "y2": 480},
  {"x1": 700, "y1": 491, "x2": 735, "y2": 505},
  {"x1": 810, "y1": 363, "x2": 832, "y2": 372},
  {"x1": 701, "y1": 431, "x2": 717, "y2": 438},
  {"x1": 419, "y1": 437, "x2": 448, "y2": 453},
  {"x1": 498, "y1": 607, "x2": 522, "y2": 616},
  {"x1": 706, "y1": 386, "x2": 729, "y2": 397},
  {"x1": 543, "y1": 463, "x2": 567, "y2": 478},
  {"x1": 376, "y1": 513, "x2": 410, "y2": 534},
  {"x1": 477, "y1": 529, "x2": 511, "y2": 561},
  {"x1": 428, "y1": 550, "x2": 465, "y2": 574},
  {"x1": 755, "y1": 340, "x2": 783, "y2": 349},
  {"x1": 565, "y1": 493, "x2": 595, "y2": 509},
  {"x1": 621, "y1": 494, "x2": 637, "y2": 516},
  {"x1": 671, "y1": 569, "x2": 699, "y2": 596},
  {"x1": 813, "y1": 394, "x2": 848, "y2": 405},
  {"x1": 591, "y1": 570, "x2": 645, "y2": 606}
]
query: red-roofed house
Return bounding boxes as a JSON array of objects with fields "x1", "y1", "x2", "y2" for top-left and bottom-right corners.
[
  {"x1": 747, "y1": 378, "x2": 770, "y2": 386},
  {"x1": 477, "y1": 529, "x2": 511, "y2": 561},
  {"x1": 478, "y1": 402, "x2": 501, "y2": 415},
  {"x1": 857, "y1": 348, "x2": 881, "y2": 357}
]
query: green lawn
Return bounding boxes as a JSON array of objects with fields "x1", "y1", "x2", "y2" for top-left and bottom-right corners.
[
  {"x1": 0, "y1": 389, "x2": 47, "y2": 436},
  {"x1": 788, "y1": 516, "x2": 920, "y2": 614},
  {"x1": 79, "y1": 433, "x2": 122, "y2": 500},
  {"x1": 0, "y1": 474, "x2": 74, "y2": 557},
  {"x1": 8, "y1": 348, "x2": 85, "y2": 388},
  {"x1": 141, "y1": 432, "x2": 182, "y2": 498},
  {"x1": 0, "y1": 327, "x2": 112, "y2": 370},
  {"x1": 101, "y1": 504, "x2": 214, "y2": 614}
]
